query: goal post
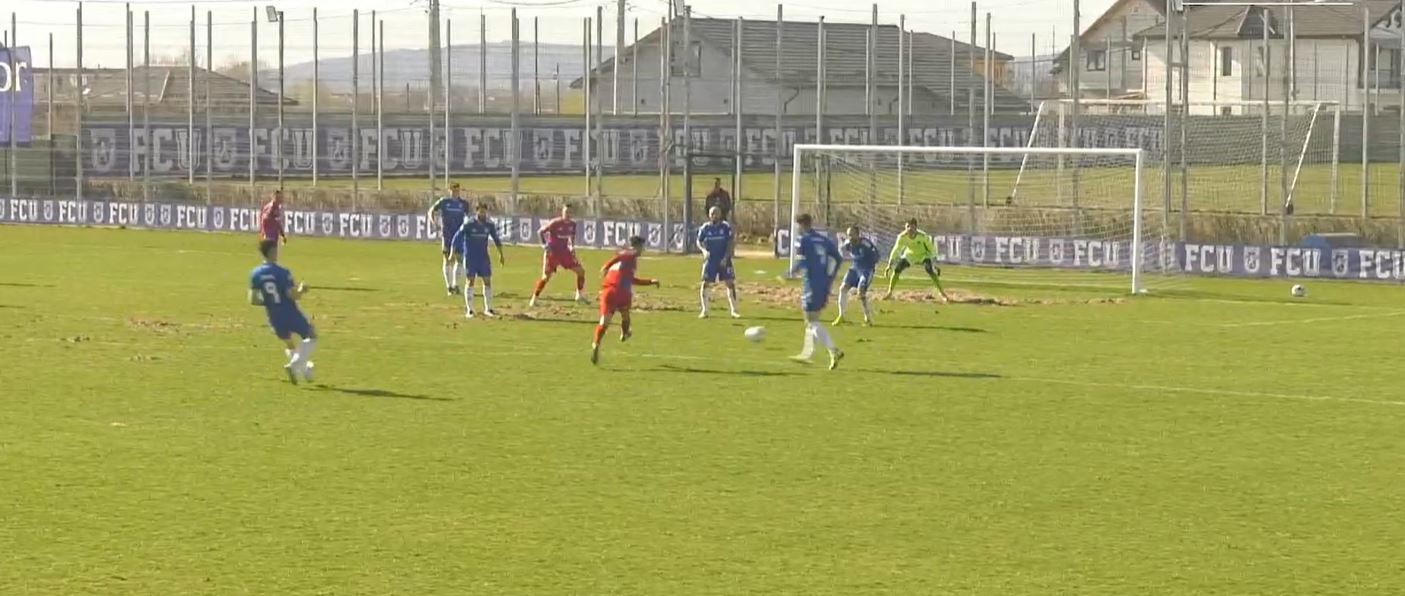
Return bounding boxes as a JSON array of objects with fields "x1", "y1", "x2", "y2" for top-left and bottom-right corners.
[{"x1": 788, "y1": 144, "x2": 1164, "y2": 295}]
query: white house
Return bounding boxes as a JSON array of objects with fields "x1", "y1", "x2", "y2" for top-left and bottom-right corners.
[
  {"x1": 1052, "y1": 0, "x2": 1168, "y2": 98},
  {"x1": 1132, "y1": 0, "x2": 1400, "y2": 114},
  {"x1": 574, "y1": 18, "x2": 1027, "y2": 116}
]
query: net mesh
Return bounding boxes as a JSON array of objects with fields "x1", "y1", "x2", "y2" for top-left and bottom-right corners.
[
  {"x1": 789, "y1": 146, "x2": 1176, "y2": 293},
  {"x1": 1024, "y1": 99, "x2": 1341, "y2": 217}
]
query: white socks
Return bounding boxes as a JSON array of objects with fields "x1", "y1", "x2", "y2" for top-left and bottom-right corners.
[
  {"x1": 699, "y1": 285, "x2": 710, "y2": 315},
  {"x1": 441, "y1": 263, "x2": 454, "y2": 288},
  {"x1": 726, "y1": 286, "x2": 739, "y2": 314},
  {"x1": 464, "y1": 285, "x2": 476, "y2": 312},
  {"x1": 810, "y1": 321, "x2": 836, "y2": 351},
  {"x1": 289, "y1": 338, "x2": 317, "y2": 369},
  {"x1": 860, "y1": 294, "x2": 871, "y2": 321},
  {"x1": 450, "y1": 262, "x2": 461, "y2": 286},
  {"x1": 837, "y1": 287, "x2": 850, "y2": 318},
  {"x1": 799, "y1": 324, "x2": 816, "y2": 359},
  {"x1": 483, "y1": 286, "x2": 493, "y2": 312}
]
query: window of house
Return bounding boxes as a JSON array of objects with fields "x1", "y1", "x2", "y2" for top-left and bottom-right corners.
[
  {"x1": 1256, "y1": 46, "x2": 1266, "y2": 77},
  {"x1": 1220, "y1": 46, "x2": 1234, "y2": 77},
  {"x1": 668, "y1": 41, "x2": 703, "y2": 77},
  {"x1": 1086, "y1": 49, "x2": 1107, "y2": 72},
  {"x1": 1131, "y1": 48, "x2": 1142, "y2": 61}
]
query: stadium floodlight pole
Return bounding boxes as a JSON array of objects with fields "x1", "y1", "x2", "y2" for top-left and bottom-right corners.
[
  {"x1": 774, "y1": 5, "x2": 783, "y2": 238},
  {"x1": 143, "y1": 11, "x2": 150, "y2": 201},
  {"x1": 511, "y1": 9, "x2": 521, "y2": 208},
  {"x1": 311, "y1": 8, "x2": 318, "y2": 187},
  {"x1": 188, "y1": 7, "x2": 196, "y2": 186},
  {"x1": 75, "y1": 3, "x2": 84, "y2": 202},
  {"x1": 250, "y1": 9, "x2": 258, "y2": 189}
]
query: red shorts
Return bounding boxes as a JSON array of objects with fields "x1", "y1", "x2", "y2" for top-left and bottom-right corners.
[
  {"x1": 599, "y1": 289, "x2": 632, "y2": 316},
  {"x1": 543, "y1": 247, "x2": 581, "y2": 274}
]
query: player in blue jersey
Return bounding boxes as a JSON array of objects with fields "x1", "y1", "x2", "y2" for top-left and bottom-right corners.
[
  {"x1": 427, "y1": 182, "x2": 471, "y2": 296},
  {"x1": 696, "y1": 206, "x2": 741, "y2": 319},
  {"x1": 833, "y1": 224, "x2": 880, "y2": 327},
  {"x1": 788, "y1": 214, "x2": 844, "y2": 370},
  {"x1": 450, "y1": 203, "x2": 507, "y2": 319},
  {"x1": 249, "y1": 239, "x2": 317, "y2": 384}
]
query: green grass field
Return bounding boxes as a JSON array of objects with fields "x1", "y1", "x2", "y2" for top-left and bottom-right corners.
[{"x1": 4, "y1": 226, "x2": 1405, "y2": 594}]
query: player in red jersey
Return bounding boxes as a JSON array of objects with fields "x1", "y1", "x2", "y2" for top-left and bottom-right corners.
[
  {"x1": 530, "y1": 204, "x2": 589, "y2": 306},
  {"x1": 591, "y1": 235, "x2": 659, "y2": 365},
  {"x1": 259, "y1": 190, "x2": 287, "y2": 245}
]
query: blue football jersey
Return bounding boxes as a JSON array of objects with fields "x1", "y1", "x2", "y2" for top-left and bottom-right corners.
[
  {"x1": 795, "y1": 230, "x2": 841, "y2": 286},
  {"x1": 432, "y1": 197, "x2": 469, "y2": 232},
  {"x1": 845, "y1": 236, "x2": 881, "y2": 271},
  {"x1": 697, "y1": 221, "x2": 733, "y2": 258},
  {"x1": 456, "y1": 217, "x2": 502, "y2": 260},
  {"x1": 250, "y1": 263, "x2": 302, "y2": 318}
]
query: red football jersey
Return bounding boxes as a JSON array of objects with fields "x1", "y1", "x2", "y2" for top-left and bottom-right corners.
[
  {"x1": 601, "y1": 250, "x2": 654, "y2": 292},
  {"x1": 540, "y1": 217, "x2": 577, "y2": 251},
  {"x1": 259, "y1": 200, "x2": 284, "y2": 240}
]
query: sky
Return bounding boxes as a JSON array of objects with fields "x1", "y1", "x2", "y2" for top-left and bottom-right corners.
[{"x1": 4, "y1": 0, "x2": 1118, "y2": 71}]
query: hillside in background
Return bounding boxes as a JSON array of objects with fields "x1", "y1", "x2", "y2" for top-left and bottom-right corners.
[{"x1": 284, "y1": 43, "x2": 615, "y2": 91}]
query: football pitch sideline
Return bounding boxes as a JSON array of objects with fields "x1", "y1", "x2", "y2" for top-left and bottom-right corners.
[{"x1": 3, "y1": 226, "x2": 1405, "y2": 595}]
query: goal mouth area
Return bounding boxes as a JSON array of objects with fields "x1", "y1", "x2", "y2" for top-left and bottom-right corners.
[{"x1": 787, "y1": 144, "x2": 1161, "y2": 295}]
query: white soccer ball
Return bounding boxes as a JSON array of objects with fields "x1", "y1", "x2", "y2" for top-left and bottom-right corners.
[
  {"x1": 744, "y1": 326, "x2": 767, "y2": 343},
  {"x1": 1291, "y1": 284, "x2": 1306, "y2": 298}
]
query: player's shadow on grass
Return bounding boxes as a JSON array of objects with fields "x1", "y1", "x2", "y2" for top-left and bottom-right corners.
[
  {"x1": 312, "y1": 385, "x2": 454, "y2": 402},
  {"x1": 863, "y1": 370, "x2": 1002, "y2": 379},
  {"x1": 0, "y1": 282, "x2": 52, "y2": 288},
  {"x1": 740, "y1": 314, "x2": 985, "y2": 333},
  {"x1": 513, "y1": 315, "x2": 597, "y2": 325},
  {"x1": 652, "y1": 364, "x2": 801, "y2": 377}
]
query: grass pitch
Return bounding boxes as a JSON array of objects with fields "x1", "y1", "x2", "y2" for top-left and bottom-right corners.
[{"x1": 3, "y1": 226, "x2": 1405, "y2": 595}]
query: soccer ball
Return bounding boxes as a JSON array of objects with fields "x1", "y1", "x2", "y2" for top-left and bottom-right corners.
[
  {"x1": 1291, "y1": 284, "x2": 1306, "y2": 298},
  {"x1": 744, "y1": 326, "x2": 766, "y2": 342}
]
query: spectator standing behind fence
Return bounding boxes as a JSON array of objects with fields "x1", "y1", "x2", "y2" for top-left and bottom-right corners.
[
  {"x1": 260, "y1": 190, "x2": 287, "y2": 246},
  {"x1": 705, "y1": 178, "x2": 733, "y2": 222}
]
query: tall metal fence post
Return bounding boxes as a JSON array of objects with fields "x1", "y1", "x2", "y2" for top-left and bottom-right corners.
[
  {"x1": 660, "y1": 15, "x2": 672, "y2": 253},
  {"x1": 205, "y1": 10, "x2": 212, "y2": 202},
  {"x1": 614, "y1": 0, "x2": 624, "y2": 115},
  {"x1": 735, "y1": 17, "x2": 745, "y2": 215},
  {"x1": 511, "y1": 9, "x2": 521, "y2": 207},
  {"x1": 774, "y1": 5, "x2": 783, "y2": 236},
  {"x1": 277, "y1": 10, "x2": 285, "y2": 190},
  {"x1": 351, "y1": 9, "x2": 359, "y2": 210},
  {"x1": 898, "y1": 14, "x2": 906, "y2": 206},
  {"x1": 311, "y1": 8, "x2": 319, "y2": 187},
  {"x1": 76, "y1": 3, "x2": 84, "y2": 202},
  {"x1": 445, "y1": 19, "x2": 452, "y2": 186},
  {"x1": 188, "y1": 7, "x2": 196, "y2": 186},
  {"x1": 143, "y1": 11, "x2": 150, "y2": 201},
  {"x1": 127, "y1": 4, "x2": 134, "y2": 183},
  {"x1": 682, "y1": 6, "x2": 692, "y2": 222},
  {"x1": 632, "y1": 19, "x2": 639, "y2": 117},
  {"x1": 534, "y1": 18, "x2": 541, "y2": 115},
  {"x1": 816, "y1": 17, "x2": 825, "y2": 147},
  {"x1": 249, "y1": 9, "x2": 258, "y2": 190},
  {"x1": 479, "y1": 13, "x2": 486, "y2": 114},
  {"x1": 373, "y1": 11, "x2": 381, "y2": 190},
  {"x1": 583, "y1": 17, "x2": 592, "y2": 204},
  {"x1": 596, "y1": 6, "x2": 605, "y2": 199},
  {"x1": 1362, "y1": 5, "x2": 1371, "y2": 218}
]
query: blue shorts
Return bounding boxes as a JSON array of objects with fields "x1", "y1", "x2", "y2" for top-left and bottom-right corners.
[
  {"x1": 270, "y1": 311, "x2": 314, "y2": 341},
  {"x1": 801, "y1": 282, "x2": 832, "y2": 313},
  {"x1": 464, "y1": 257, "x2": 493, "y2": 279},
  {"x1": 843, "y1": 267, "x2": 875, "y2": 291},
  {"x1": 442, "y1": 234, "x2": 459, "y2": 255},
  {"x1": 701, "y1": 258, "x2": 735, "y2": 283}
]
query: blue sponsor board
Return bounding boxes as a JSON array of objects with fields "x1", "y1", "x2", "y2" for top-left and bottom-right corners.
[
  {"x1": 0, "y1": 47, "x2": 35, "y2": 144},
  {"x1": 773, "y1": 229, "x2": 1405, "y2": 282},
  {"x1": 0, "y1": 197, "x2": 690, "y2": 253}
]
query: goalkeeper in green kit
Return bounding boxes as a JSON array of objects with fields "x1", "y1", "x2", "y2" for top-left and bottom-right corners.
[{"x1": 882, "y1": 219, "x2": 950, "y2": 301}]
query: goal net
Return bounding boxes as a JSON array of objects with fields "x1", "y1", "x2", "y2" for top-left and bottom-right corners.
[
  {"x1": 1019, "y1": 99, "x2": 1341, "y2": 216},
  {"x1": 788, "y1": 144, "x2": 1171, "y2": 295}
]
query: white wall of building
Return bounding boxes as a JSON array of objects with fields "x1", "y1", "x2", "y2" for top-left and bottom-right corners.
[{"x1": 1144, "y1": 38, "x2": 1361, "y2": 114}]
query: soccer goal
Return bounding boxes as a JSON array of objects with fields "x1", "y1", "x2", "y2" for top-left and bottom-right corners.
[
  {"x1": 1016, "y1": 99, "x2": 1342, "y2": 215},
  {"x1": 788, "y1": 144, "x2": 1172, "y2": 295}
]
